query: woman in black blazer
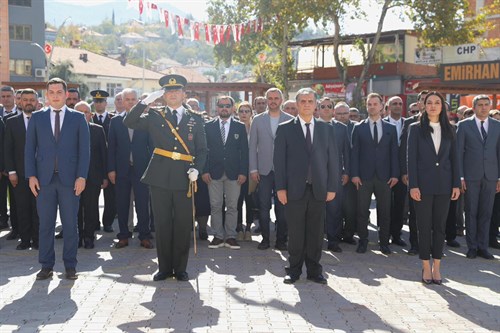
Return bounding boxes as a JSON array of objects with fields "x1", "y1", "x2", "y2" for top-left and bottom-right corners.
[{"x1": 407, "y1": 91, "x2": 460, "y2": 285}]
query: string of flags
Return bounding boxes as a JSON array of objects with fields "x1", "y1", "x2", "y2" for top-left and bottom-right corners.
[{"x1": 127, "y1": 0, "x2": 264, "y2": 45}]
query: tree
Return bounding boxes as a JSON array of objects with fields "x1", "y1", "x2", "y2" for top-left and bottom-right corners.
[{"x1": 50, "y1": 60, "x2": 89, "y2": 98}]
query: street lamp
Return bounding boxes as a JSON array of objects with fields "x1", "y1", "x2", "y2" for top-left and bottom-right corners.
[{"x1": 31, "y1": 42, "x2": 49, "y2": 81}]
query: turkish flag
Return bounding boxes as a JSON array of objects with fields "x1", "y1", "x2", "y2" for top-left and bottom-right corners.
[
  {"x1": 163, "y1": 10, "x2": 169, "y2": 28},
  {"x1": 139, "y1": 0, "x2": 143, "y2": 15},
  {"x1": 194, "y1": 22, "x2": 200, "y2": 41},
  {"x1": 176, "y1": 15, "x2": 183, "y2": 37}
]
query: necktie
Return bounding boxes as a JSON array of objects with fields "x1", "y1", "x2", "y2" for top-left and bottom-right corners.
[
  {"x1": 373, "y1": 121, "x2": 378, "y2": 144},
  {"x1": 54, "y1": 110, "x2": 61, "y2": 141},
  {"x1": 305, "y1": 123, "x2": 312, "y2": 183},
  {"x1": 481, "y1": 121, "x2": 487, "y2": 142},
  {"x1": 99, "y1": 115, "x2": 103, "y2": 124},
  {"x1": 172, "y1": 110, "x2": 178, "y2": 127},
  {"x1": 221, "y1": 120, "x2": 227, "y2": 145},
  {"x1": 54, "y1": 109, "x2": 61, "y2": 172}
]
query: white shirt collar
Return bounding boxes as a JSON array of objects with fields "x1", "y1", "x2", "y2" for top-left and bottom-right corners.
[{"x1": 298, "y1": 115, "x2": 314, "y2": 127}]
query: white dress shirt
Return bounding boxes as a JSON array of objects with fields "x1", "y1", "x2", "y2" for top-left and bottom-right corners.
[
  {"x1": 219, "y1": 117, "x2": 231, "y2": 143},
  {"x1": 50, "y1": 106, "x2": 66, "y2": 135},
  {"x1": 474, "y1": 116, "x2": 489, "y2": 136},
  {"x1": 368, "y1": 117, "x2": 383, "y2": 143}
]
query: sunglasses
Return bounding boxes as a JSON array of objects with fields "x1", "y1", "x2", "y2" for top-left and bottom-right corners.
[
  {"x1": 320, "y1": 104, "x2": 333, "y2": 109},
  {"x1": 409, "y1": 110, "x2": 419, "y2": 114},
  {"x1": 218, "y1": 103, "x2": 232, "y2": 108},
  {"x1": 238, "y1": 109, "x2": 251, "y2": 113}
]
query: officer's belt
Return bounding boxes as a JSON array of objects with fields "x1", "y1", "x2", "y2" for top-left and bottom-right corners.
[{"x1": 153, "y1": 147, "x2": 193, "y2": 162}]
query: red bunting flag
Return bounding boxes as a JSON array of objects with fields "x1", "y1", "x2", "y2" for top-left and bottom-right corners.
[
  {"x1": 139, "y1": 0, "x2": 143, "y2": 15},
  {"x1": 163, "y1": 10, "x2": 169, "y2": 28},
  {"x1": 212, "y1": 25, "x2": 219, "y2": 45},
  {"x1": 151, "y1": 3, "x2": 157, "y2": 9},
  {"x1": 176, "y1": 15, "x2": 183, "y2": 37},
  {"x1": 194, "y1": 22, "x2": 200, "y2": 41},
  {"x1": 205, "y1": 24, "x2": 211, "y2": 44}
]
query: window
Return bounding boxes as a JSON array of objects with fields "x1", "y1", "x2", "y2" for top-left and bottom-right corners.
[
  {"x1": 9, "y1": 59, "x2": 32, "y2": 76},
  {"x1": 106, "y1": 83, "x2": 123, "y2": 97},
  {"x1": 9, "y1": 25, "x2": 32, "y2": 41},
  {"x1": 8, "y1": 0, "x2": 32, "y2": 6}
]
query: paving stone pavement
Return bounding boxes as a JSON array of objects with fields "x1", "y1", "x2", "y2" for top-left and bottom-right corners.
[{"x1": 1, "y1": 206, "x2": 499, "y2": 333}]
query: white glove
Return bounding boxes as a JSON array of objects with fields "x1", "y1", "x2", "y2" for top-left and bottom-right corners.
[
  {"x1": 187, "y1": 168, "x2": 199, "y2": 182},
  {"x1": 142, "y1": 90, "x2": 164, "y2": 105}
]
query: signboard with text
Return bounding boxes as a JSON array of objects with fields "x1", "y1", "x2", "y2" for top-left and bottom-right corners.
[
  {"x1": 415, "y1": 47, "x2": 442, "y2": 64},
  {"x1": 441, "y1": 61, "x2": 500, "y2": 83}
]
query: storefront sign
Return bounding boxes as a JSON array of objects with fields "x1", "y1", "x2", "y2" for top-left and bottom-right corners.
[{"x1": 441, "y1": 61, "x2": 500, "y2": 83}]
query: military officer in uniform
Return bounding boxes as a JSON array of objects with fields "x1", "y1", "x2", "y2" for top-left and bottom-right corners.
[{"x1": 124, "y1": 74, "x2": 207, "y2": 282}]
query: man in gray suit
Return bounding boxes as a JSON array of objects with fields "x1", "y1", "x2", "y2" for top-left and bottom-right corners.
[
  {"x1": 249, "y1": 88, "x2": 293, "y2": 250},
  {"x1": 457, "y1": 95, "x2": 500, "y2": 260}
]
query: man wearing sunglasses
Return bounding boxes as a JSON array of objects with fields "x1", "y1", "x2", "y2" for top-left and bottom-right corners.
[{"x1": 203, "y1": 96, "x2": 248, "y2": 250}]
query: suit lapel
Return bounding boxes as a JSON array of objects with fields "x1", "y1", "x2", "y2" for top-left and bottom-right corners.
[
  {"x1": 42, "y1": 108, "x2": 56, "y2": 143},
  {"x1": 293, "y1": 118, "x2": 308, "y2": 153},
  {"x1": 59, "y1": 109, "x2": 71, "y2": 142},
  {"x1": 469, "y1": 118, "x2": 484, "y2": 143}
]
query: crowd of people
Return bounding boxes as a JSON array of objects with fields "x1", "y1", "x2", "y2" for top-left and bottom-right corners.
[{"x1": 0, "y1": 76, "x2": 498, "y2": 285}]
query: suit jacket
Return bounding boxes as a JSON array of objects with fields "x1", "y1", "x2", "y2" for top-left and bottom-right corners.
[
  {"x1": 204, "y1": 117, "x2": 248, "y2": 180},
  {"x1": 457, "y1": 116, "x2": 500, "y2": 181},
  {"x1": 25, "y1": 107, "x2": 90, "y2": 186},
  {"x1": 107, "y1": 113, "x2": 151, "y2": 179},
  {"x1": 92, "y1": 112, "x2": 113, "y2": 137},
  {"x1": 274, "y1": 118, "x2": 339, "y2": 201},
  {"x1": 331, "y1": 120, "x2": 350, "y2": 177},
  {"x1": 400, "y1": 114, "x2": 419, "y2": 175},
  {"x1": 346, "y1": 120, "x2": 356, "y2": 143},
  {"x1": 124, "y1": 102, "x2": 207, "y2": 191},
  {"x1": 249, "y1": 110, "x2": 293, "y2": 176},
  {"x1": 407, "y1": 123, "x2": 460, "y2": 195},
  {"x1": 351, "y1": 119, "x2": 400, "y2": 182},
  {"x1": 4, "y1": 113, "x2": 28, "y2": 178},
  {"x1": 0, "y1": 117, "x2": 4, "y2": 172},
  {"x1": 87, "y1": 123, "x2": 107, "y2": 186}
]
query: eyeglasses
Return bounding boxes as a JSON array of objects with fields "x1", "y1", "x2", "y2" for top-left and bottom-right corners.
[
  {"x1": 218, "y1": 103, "x2": 232, "y2": 108},
  {"x1": 320, "y1": 104, "x2": 333, "y2": 109},
  {"x1": 238, "y1": 109, "x2": 251, "y2": 113}
]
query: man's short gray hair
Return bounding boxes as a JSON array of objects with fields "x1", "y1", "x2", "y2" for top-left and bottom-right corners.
[
  {"x1": 265, "y1": 87, "x2": 283, "y2": 99},
  {"x1": 74, "y1": 101, "x2": 91, "y2": 112},
  {"x1": 472, "y1": 95, "x2": 491, "y2": 108},
  {"x1": 334, "y1": 101, "x2": 350, "y2": 110},
  {"x1": 295, "y1": 88, "x2": 316, "y2": 102},
  {"x1": 122, "y1": 88, "x2": 137, "y2": 98}
]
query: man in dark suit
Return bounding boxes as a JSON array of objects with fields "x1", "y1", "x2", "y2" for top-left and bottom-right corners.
[
  {"x1": 75, "y1": 102, "x2": 107, "y2": 249},
  {"x1": 351, "y1": 93, "x2": 399, "y2": 255},
  {"x1": 457, "y1": 95, "x2": 500, "y2": 260},
  {"x1": 400, "y1": 93, "x2": 428, "y2": 255},
  {"x1": 108, "y1": 88, "x2": 153, "y2": 250},
  {"x1": 25, "y1": 78, "x2": 90, "y2": 280},
  {"x1": 91, "y1": 89, "x2": 115, "y2": 233},
  {"x1": 124, "y1": 74, "x2": 208, "y2": 282},
  {"x1": 4, "y1": 88, "x2": 39, "y2": 250},
  {"x1": 0, "y1": 85, "x2": 19, "y2": 237},
  {"x1": 203, "y1": 96, "x2": 248, "y2": 250},
  {"x1": 383, "y1": 96, "x2": 407, "y2": 247},
  {"x1": 274, "y1": 88, "x2": 339, "y2": 284},
  {"x1": 318, "y1": 98, "x2": 350, "y2": 253}
]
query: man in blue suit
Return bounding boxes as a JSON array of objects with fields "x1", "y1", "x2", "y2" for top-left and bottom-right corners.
[
  {"x1": 108, "y1": 88, "x2": 153, "y2": 250},
  {"x1": 25, "y1": 78, "x2": 90, "y2": 280},
  {"x1": 203, "y1": 96, "x2": 248, "y2": 250},
  {"x1": 351, "y1": 93, "x2": 399, "y2": 255},
  {"x1": 457, "y1": 95, "x2": 500, "y2": 260}
]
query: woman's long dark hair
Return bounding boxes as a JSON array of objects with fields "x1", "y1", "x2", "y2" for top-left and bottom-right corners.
[{"x1": 419, "y1": 91, "x2": 455, "y2": 140}]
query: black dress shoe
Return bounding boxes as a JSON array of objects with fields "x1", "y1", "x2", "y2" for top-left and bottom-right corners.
[
  {"x1": 407, "y1": 247, "x2": 419, "y2": 256},
  {"x1": 16, "y1": 242, "x2": 31, "y2": 250},
  {"x1": 307, "y1": 274, "x2": 327, "y2": 284},
  {"x1": 489, "y1": 241, "x2": 500, "y2": 249},
  {"x1": 328, "y1": 244, "x2": 343, "y2": 253},
  {"x1": 6, "y1": 230, "x2": 19, "y2": 240},
  {"x1": 274, "y1": 242, "x2": 288, "y2": 251},
  {"x1": 477, "y1": 249, "x2": 494, "y2": 260},
  {"x1": 36, "y1": 268, "x2": 54, "y2": 280},
  {"x1": 391, "y1": 238, "x2": 407, "y2": 247},
  {"x1": 380, "y1": 245, "x2": 392, "y2": 255},
  {"x1": 341, "y1": 237, "x2": 357, "y2": 245},
  {"x1": 257, "y1": 241, "x2": 270, "y2": 250},
  {"x1": 55, "y1": 231, "x2": 63, "y2": 239},
  {"x1": 446, "y1": 239, "x2": 461, "y2": 248},
  {"x1": 95, "y1": 225, "x2": 101, "y2": 231},
  {"x1": 283, "y1": 275, "x2": 299, "y2": 284},
  {"x1": 175, "y1": 272, "x2": 189, "y2": 281},
  {"x1": 103, "y1": 226, "x2": 114, "y2": 233},
  {"x1": 356, "y1": 241, "x2": 368, "y2": 253},
  {"x1": 31, "y1": 241, "x2": 39, "y2": 250},
  {"x1": 84, "y1": 238, "x2": 95, "y2": 249},
  {"x1": 65, "y1": 268, "x2": 78, "y2": 280},
  {"x1": 153, "y1": 271, "x2": 174, "y2": 281},
  {"x1": 198, "y1": 228, "x2": 208, "y2": 240},
  {"x1": 466, "y1": 249, "x2": 477, "y2": 259}
]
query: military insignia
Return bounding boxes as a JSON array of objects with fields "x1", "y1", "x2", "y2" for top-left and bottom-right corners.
[
  {"x1": 234, "y1": 134, "x2": 239, "y2": 139},
  {"x1": 188, "y1": 133, "x2": 193, "y2": 141},
  {"x1": 169, "y1": 78, "x2": 177, "y2": 85}
]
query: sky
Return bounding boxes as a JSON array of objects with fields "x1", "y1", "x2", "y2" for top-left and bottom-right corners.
[{"x1": 44, "y1": 0, "x2": 413, "y2": 34}]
